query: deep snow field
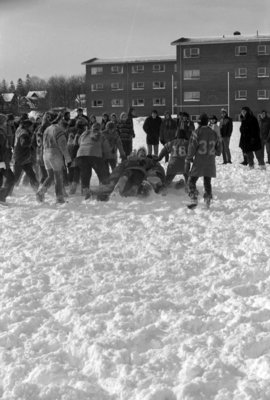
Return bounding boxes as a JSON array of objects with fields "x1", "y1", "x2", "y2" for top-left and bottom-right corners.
[{"x1": 1, "y1": 120, "x2": 270, "y2": 400}]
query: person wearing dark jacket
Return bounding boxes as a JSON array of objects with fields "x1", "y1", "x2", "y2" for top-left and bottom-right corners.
[
  {"x1": 143, "y1": 110, "x2": 162, "y2": 156},
  {"x1": 12, "y1": 118, "x2": 39, "y2": 192},
  {"x1": 117, "y1": 112, "x2": 135, "y2": 157},
  {"x1": 176, "y1": 112, "x2": 195, "y2": 141},
  {"x1": 258, "y1": 110, "x2": 270, "y2": 163},
  {"x1": 219, "y1": 108, "x2": 233, "y2": 164},
  {"x1": 239, "y1": 107, "x2": 265, "y2": 169},
  {"x1": 0, "y1": 114, "x2": 15, "y2": 203}
]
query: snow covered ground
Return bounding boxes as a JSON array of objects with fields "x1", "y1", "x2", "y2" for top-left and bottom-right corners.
[{"x1": 1, "y1": 120, "x2": 270, "y2": 400}]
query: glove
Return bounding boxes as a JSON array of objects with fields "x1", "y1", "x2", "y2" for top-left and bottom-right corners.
[{"x1": 184, "y1": 161, "x2": 191, "y2": 175}]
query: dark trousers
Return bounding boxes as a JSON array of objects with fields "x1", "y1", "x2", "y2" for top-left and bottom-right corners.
[
  {"x1": 0, "y1": 168, "x2": 15, "y2": 201},
  {"x1": 189, "y1": 176, "x2": 212, "y2": 199},
  {"x1": 68, "y1": 166, "x2": 80, "y2": 184},
  {"x1": 222, "y1": 137, "x2": 231, "y2": 163},
  {"x1": 13, "y1": 163, "x2": 39, "y2": 190},
  {"x1": 246, "y1": 150, "x2": 265, "y2": 167},
  {"x1": 77, "y1": 156, "x2": 110, "y2": 189},
  {"x1": 121, "y1": 140, "x2": 133, "y2": 157},
  {"x1": 39, "y1": 164, "x2": 48, "y2": 184}
]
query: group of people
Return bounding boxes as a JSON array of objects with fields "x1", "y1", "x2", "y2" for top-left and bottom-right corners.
[{"x1": 0, "y1": 105, "x2": 269, "y2": 207}]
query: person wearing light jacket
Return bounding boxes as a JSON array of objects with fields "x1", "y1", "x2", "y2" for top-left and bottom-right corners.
[
  {"x1": 76, "y1": 122, "x2": 111, "y2": 199},
  {"x1": 36, "y1": 114, "x2": 71, "y2": 204}
]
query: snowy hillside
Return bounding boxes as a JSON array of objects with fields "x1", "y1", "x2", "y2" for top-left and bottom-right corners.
[{"x1": 1, "y1": 121, "x2": 270, "y2": 400}]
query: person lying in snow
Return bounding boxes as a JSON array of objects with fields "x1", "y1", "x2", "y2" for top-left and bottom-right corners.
[
  {"x1": 158, "y1": 129, "x2": 189, "y2": 191},
  {"x1": 90, "y1": 147, "x2": 165, "y2": 200}
]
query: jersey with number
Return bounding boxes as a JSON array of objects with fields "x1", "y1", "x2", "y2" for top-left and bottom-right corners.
[
  {"x1": 163, "y1": 138, "x2": 189, "y2": 174},
  {"x1": 186, "y1": 126, "x2": 221, "y2": 177}
]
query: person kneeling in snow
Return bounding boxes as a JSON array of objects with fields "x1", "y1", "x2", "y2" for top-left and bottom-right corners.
[
  {"x1": 94, "y1": 147, "x2": 165, "y2": 200},
  {"x1": 158, "y1": 129, "x2": 189, "y2": 191},
  {"x1": 185, "y1": 113, "x2": 222, "y2": 207}
]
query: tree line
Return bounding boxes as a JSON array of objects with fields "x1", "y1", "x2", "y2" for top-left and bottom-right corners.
[{"x1": 0, "y1": 74, "x2": 87, "y2": 109}]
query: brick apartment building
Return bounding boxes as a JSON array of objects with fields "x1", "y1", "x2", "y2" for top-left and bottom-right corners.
[
  {"x1": 82, "y1": 56, "x2": 177, "y2": 117},
  {"x1": 171, "y1": 32, "x2": 270, "y2": 120}
]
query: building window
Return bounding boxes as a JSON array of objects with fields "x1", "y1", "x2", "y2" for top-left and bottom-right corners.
[
  {"x1": 174, "y1": 64, "x2": 177, "y2": 73},
  {"x1": 191, "y1": 115, "x2": 199, "y2": 122},
  {"x1": 91, "y1": 66, "x2": 103, "y2": 75},
  {"x1": 184, "y1": 70, "x2": 200, "y2": 80},
  {"x1": 183, "y1": 48, "x2": 200, "y2": 58},
  {"x1": 257, "y1": 90, "x2": 270, "y2": 100},
  {"x1": 258, "y1": 45, "x2": 269, "y2": 55},
  {"x1": 184, "y1": 91, "x2": 200, "y2": 102},
  {"x1": 132, "y1": 82, "x2": 145, "y2": 90},
  {"x1": 132, "y1": 98, "x2": 145, "y2": 107},
  {"x1": 153, "y1": 98, "x2": 166, "y2": 106},
  {"x1": 91, "y1": 83, "x2": 104, "y2": 91},
  {"x1": 153, "y1": 81, "x2": 166, "y2": 89},
  {"x1": 91, "y1": 100, "x2": 104, "y2": 107},
  {"x1": 174, "y1": 81, "x2": 178, "y2": 89},
  {"x1": 111, "y1": 82, "x2": 123, "y2": 91},
  {"x1": 235, "y1": 90, "x2": 247, "y2": 100},
  {"x1": 132, "y1": 65, "x2": 144, "y2": 73},
  {"x1": 152, "y1": 64, "x2": 165, "y2": 72},
  {"x1": 257, "y1": 67, "x2": 269, "y2": 78},
  {"x1": 235, "y1": 68, "x2": 247, "y2": 78},
  {"x1": 111, "y1": 66, "x2": 123, "y2": 74},
  {"x1": 111, "y1": 99, "x2": 124, "y2": 107},
  {"x1": 235, "y1": 46, "x2": 247, "y2": 56}
]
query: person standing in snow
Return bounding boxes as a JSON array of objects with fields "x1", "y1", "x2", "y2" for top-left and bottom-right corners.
[
  {"x1": 185, "y1": 113, "x2": 222, "y2": 207},
  {"x1": 176, "y1": 112, "x2": 195, "y2": 142},
  {"x1": 102, "y1": 121, "x2": 126, "y2": 172},
  {"x1": 12, "y1": 118, "x2": 39, "y2": 193},
  {"x1": 239, "y1": 106, "x2": 265, "y2": 169},
  {"x1": 36, "y1": 114, "x2": 72, "y2": 204},
  {"x1": 117, "y1": 112, "x2": 135, "y2": 157},
  {"x1": 159, "y1": 111, "x2": 177, "y2": 162},
  {"x1": 143, "y1": 110, "x2": 162, "y2": 157},
  {"x1": 76, "y1": 122, "x2": 111, "y2": 199},
  {"x1": 258, "y1": 110, "x2": 270, "y2": 164},
  {"x1": 0, "y1": 114, "x2": 15, "y2": 203},
  {"x1": 219, "y1": 108, "x2": 233, "y2": 164},
  {"x1": 209, "y1": 115, "x2": 222, "y2": 142}
]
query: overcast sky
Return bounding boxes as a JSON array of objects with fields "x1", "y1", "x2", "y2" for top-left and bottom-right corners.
[{"x1": 1, "y1": 0, "x2": 269, "y2": 83}]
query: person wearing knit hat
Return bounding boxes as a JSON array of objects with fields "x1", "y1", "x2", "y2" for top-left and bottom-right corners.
[
  {"x1": 143, "y1": 110, "x2": 162, "y2": 157},
  {"x1": 185, "y1": 112, "x2": 222, "y2": 208},
  {"x1": 102, "y1": 121, "x2": 126, "y2": 172},
  {"x1": 0, "y1": 114, "x2": 15, "y2": 203}
]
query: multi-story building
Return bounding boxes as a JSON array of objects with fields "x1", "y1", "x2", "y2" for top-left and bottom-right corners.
[
  {"x1": 82, "y1": 56, "x2": 177, "y2": 117},
  {"x1": 171, "y1": 32, "x2": 270, "y2": 120}
]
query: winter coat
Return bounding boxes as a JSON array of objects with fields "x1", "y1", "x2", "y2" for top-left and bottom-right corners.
[
  {"x1": 159, "y1": 118, "x2": 177, "y2": 144},
  {"x1": 219, "y1": 115, "x2": 233, "y2": 138},
  {"x1": 259, "y1": 116, "x2": 270, "y2": 143},
  {"x1": 239, "y1": 114, "x2": 262, "y2": 153},
  {"x1": 76, "y1": 130, "x2": 110, "y2": 159},
  {"x1": 117, "y1": 119, "x2": 135, "y2": 143},
  {"x1": 176, "y1": 120, "x2": 195, "y2": 141},
  {"x1": 43, "y1": 123, "x2": 71, "y2": 165},
  {"x1": 102, "y1": 129, "x2": 126, "y2": 160},
  {"x1": 143, "y1": 116, "x2": 162, "y2": 145},
  {"x1": 0, "y1": 126, "x2": 11, "y2": 168},
  {"x1": 186, "y1": 126, "x2": 222, "y2": 178},
  {"x1": 13, "y1": 127, "x2": 34, "y2": 166},
  {"x1": 159, "y1": 138, "x2": 189, "y2": 175}
]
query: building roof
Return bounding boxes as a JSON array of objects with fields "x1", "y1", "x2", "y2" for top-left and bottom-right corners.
[
  {"x1": 1, "y1": 93, "x2": 16, "y2": 102},
  {"x1": 171, "y1": 33, "x2": 270, "y2": 46},
  {"x1": 82, "y1": 55, "x2": 176, "y2": 65},
  {"x1": 26, "y1": 91, "x2": 47, "y2": 99}
]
